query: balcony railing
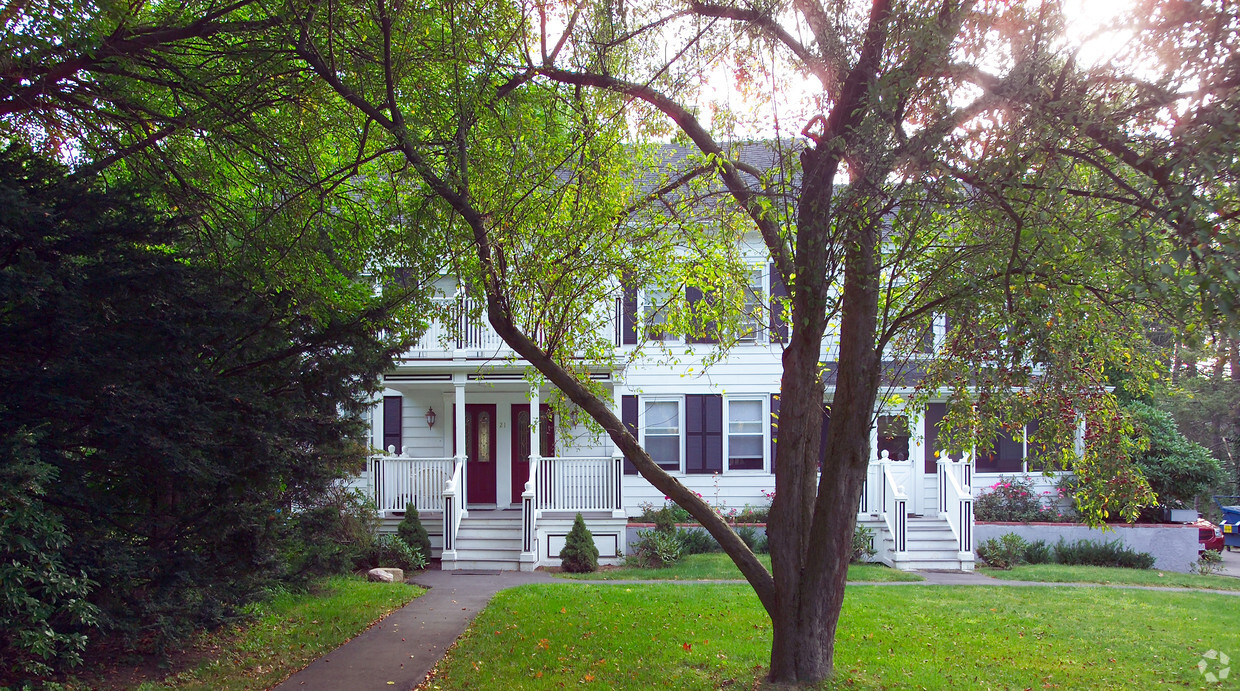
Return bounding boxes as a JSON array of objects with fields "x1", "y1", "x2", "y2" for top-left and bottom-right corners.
[{"x1": 407, "y1": 296, "x2": 624, "y2": 354}]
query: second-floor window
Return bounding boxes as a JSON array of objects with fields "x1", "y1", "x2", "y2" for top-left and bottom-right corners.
[
  {"x1": 644, "y1": 287, "x2": 674, "y2": 341},
  {"x1": 738, "y1": 267, "x2": 764, "y2": 343}
]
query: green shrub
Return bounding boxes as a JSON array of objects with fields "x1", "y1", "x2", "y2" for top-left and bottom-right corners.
[
  {"x1": 1191, "y1": 550, "x2": 1224, "y2": 575},
  {"x1": 851, "y1": 525, "x2": 877, "y2": 563},
  {"x1": 357, "y1": 534, "x2": 426, "y2": 573},
  {"x1": 734, "y1": 525, "x2": 767, "y2": 553},
  {"x1": 653, "y1": 506, "x2": 679, "y2": 534},
  {"x1": 676, "y1": 527, "x2": 720, "y2": 555},
  {"x1": 1023, "y1": 539, "x2": 1054, "y2": 565},
  {"x1": 630, "y1": 528, "x2": 683, "y2": 568},
  {"x1": 397, "y1": 503, "x2": 432, "y2": 563},
  {"x1": 285, "y1": 486, "x2": 379, "y2": 582},
  {"x1": 1053, "y1": 538, "x2": 1155, "y2": 569},
  {"x1": 559, "y1": 513, "x2": 600, "y2": 573},
  {"x1": 977, "y1": 533, "x2": 1030, "y2": 569}
]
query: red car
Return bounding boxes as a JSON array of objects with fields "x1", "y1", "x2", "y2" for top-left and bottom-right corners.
[{"x1": 1196, "y1": 519, "x2": 1225, "y2": 553}]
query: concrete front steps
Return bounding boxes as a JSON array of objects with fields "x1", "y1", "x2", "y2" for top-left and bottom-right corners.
[
  {"x1": 865, "y1": 515, "x2": 975, "y2": 571},
  {"x1": 443, "y1": 509, "x2": 524, "y2": 571}
]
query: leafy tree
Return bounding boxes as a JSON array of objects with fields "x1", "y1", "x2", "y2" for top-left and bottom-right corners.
[
  {"x1": 265, "y1": 0, "x2": 1240, "y2": 681},
  {"x1": 1122, "y1": 401, "x2": 1223, "y2": 520},
  {"x1": 559, "y1": 513, "x2": 599, "y2": 573},
  {"x1": 0, "y1": 146, "x2": 403, "y2": 668}
]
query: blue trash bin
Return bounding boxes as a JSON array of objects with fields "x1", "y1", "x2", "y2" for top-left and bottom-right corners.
[{"x1": 1215, "y1": 496, "x2": 1240, "y2": 549}]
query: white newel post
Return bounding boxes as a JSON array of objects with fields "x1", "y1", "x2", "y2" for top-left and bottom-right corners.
[
  {"x1": 520, "y1": 384, "x2": 540, "y2": 570},
  {"x1": 612, "y1": 451, "x2": 626, "y2": 518}
]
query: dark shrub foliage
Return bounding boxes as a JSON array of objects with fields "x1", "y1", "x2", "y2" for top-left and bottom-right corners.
[
  {"x1": 676, "y1": 527, "x2": 720, "y2": 555},
  {"x1": 1124, "y1": 401, "x2": 1224, "y2": 520},
  {"x1": 560, "y1": 513, "x2": 599, "y2": 573},
  {"x1": 851, "y1": 525, "x2": 877, "y2": 563},
  {"x1": 284, "y1": 486, "x2": 380, "y2": 582},
  {"x1": 654, "y1": 506, "x2": 678, "y2": 534},
  {"x1": 1053, "y1": 538, "x2": 1155, "y2": 569},
  {"x1": 0, "y1": 147, "x2": 404, "y2": 671},
  {"x1": 397, "y1": 503, "x2": 433, "y2": 563},
  {"x1": 357, "y1": 534, "x2": 427, "y2": 573}
]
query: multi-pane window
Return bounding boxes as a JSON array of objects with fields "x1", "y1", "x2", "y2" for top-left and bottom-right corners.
[
  {"x1": 877, "y1": 415, "x2": 910, "y2": 461},
  {"x1": 738, "y1": 268, "x2": 764, "y2": 342},
  {"x1": 643, "y1": 400, "x2": 681, "y2": 471},
  {"x1": 644, "y1": 287, "x2": 673, "y2": 340},
  {"x1": 727, "y1": 399, "x2": 764, "y2": 470}
]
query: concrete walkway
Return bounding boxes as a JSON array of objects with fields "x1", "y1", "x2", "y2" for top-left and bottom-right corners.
[
  {"x1": 274, "y1": 554, "x2": 1240, "y2": 691},
  {"x1": 274, "y1": 569, "x2": 553, "y2": 691}
]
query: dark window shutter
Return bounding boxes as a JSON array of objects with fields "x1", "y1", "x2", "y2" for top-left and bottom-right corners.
[
  {"x1": 818, "y1": 404, "x2": 831, "y2": 470},
  {"x1": 622, "y1": 277, "x2": 638, "y2": 345},
  {"x1": 686, "y1": 394, "x2": 722, "y2": 474},
  {"x1": 686, "y1": 286, "x2": 717, "y2": 344},
  {"x1": 383, "y1": 396, "x2": 402, "y2": 454},
  {"x1": 769, "y1": 263, "x2": 788, "y2": 342},
  {"x1": 769, "y1": 393, "x2": 780, "y2": 473},
  {"x1": 925, "y1": 402, "x2": 947, "y2": 473},
  {"x1": 622, "y1": 395, "x2": 638, "y2": 474}
]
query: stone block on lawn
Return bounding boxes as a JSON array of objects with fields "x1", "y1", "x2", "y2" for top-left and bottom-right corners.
[{"x1": 367, "y1": 567, "x2": 404, "y2": 583}]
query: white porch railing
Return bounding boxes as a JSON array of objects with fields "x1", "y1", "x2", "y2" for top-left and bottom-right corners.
[
  {"x1": 937, "y1": 452, "x2": 975, "y2": 555},
  {"x1": 534, "y1": 456, "x2": 624, "y2": 512},
  {"x1": 877, "y1": 451, "x2": 909, "y2": 558},
  {"x1": 370, "y1": 453, "x2": 454, "y2": 513},
  {"x1": 441, "y1": 456, "x2": 466, "y2": 555},
  {"x1": 411, "y1": 296, "x2": 625, "y2": 353},
  {"x1": 521, "y1": 455, "x2": 541, "y2": 558}
]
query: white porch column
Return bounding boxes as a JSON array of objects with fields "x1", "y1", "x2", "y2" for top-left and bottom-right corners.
[
  {"x1": 529, "y1": 383, "x2": 540, "y2": 469},
  {"x1": 454, "y1": 377, "x2": 466, "y2": 513}
]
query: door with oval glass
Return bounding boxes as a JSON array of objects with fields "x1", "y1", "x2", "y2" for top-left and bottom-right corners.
[
  {"x1": 511, "y1": 404, "x2": 554, "y2": 506},
  {"x1": 455, "y1": 404, "x2": 497, "y2": 505}
]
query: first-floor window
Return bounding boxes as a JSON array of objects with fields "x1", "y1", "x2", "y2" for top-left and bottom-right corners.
[
  {"x1": 728, "y1": 398, "x2": 764, "y2": 470},
  {"x1": 644, "y1": 400, "x2": 681, "y2": 471}
]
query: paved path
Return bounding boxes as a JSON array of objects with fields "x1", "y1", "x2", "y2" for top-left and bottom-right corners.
[
  {"x1": 274, "y1": 569, "x2": 553, "y2": 691},
  {"x1": 274, "y1": 554, "x2": 1240, "y2": 691}
]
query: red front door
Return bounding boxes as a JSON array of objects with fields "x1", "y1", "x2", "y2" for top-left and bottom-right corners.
[
  {"x1": 511, "y1": 404, "x2": 554, "y2": 505},
  {"x1": 459, "y1": 404, "x2": 497, "y2": 505}
]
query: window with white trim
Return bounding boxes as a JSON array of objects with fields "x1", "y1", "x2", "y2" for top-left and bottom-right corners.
[
  {"x1": 643, "y1": 287, "x2": 674, "y2": 341},
  {"x1": 642, "y1": 399, "x2": 681, "y2": 471},
  {"x1": 738, "y1": 267, "x2": 764, "y2": 343},
  {"x1": 727, "y1": 398, "x2": 765, "y2": 470}
]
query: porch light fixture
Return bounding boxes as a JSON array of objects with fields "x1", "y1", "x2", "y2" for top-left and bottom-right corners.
[{"x1": 425, "y1": 407, "x2": 437, "y2": 429}]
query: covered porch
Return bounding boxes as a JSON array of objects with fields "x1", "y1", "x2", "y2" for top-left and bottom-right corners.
[{"x1": 369, "y1": 372, "x2": 627, "y2": 570}]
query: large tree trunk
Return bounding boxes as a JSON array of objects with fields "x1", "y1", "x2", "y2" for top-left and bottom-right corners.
[{"x1": 766, "y1": 151, "x2": 883, "y2": 682}]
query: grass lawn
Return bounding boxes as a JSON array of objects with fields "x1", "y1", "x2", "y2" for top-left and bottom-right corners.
[
  {"x1": 986, "y1": 563, "x2": 1240, "y2": 591},
  {"x1": 423, "y1": 583, "x2": 1240, "y2": 689},
  {"x1": 70, "y1": 576, "x2": 422, "y2": 690},
  {"x1": 554, "y1": 553, "x2": 922, "y2": 582}
]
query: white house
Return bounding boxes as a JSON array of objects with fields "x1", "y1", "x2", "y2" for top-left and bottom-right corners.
[
  {"x1": 357, "y1": 145, "x2": 1072, "y2": 573},
  {"x1": 358, "y1": 261, "x2": 1068, "y2": 574}
]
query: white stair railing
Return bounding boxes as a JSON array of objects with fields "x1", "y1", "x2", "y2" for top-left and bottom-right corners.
[
  {"x1": 521, "y1": 455, "x2": 541, "y2": 560},
  {"x1": 937, "y1": 452, "x2": 975, "y2": 556},
  {"x1": 441, "y1": 455, "x2": 466, "y2": 556},
  {"x1": 878, "y1": 451, "x2": 908, "y2": 558}
]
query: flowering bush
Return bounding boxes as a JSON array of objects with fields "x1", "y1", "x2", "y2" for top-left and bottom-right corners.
[{"x1": 974, "y1": 476, "x2": 1075, "y2": 523}]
